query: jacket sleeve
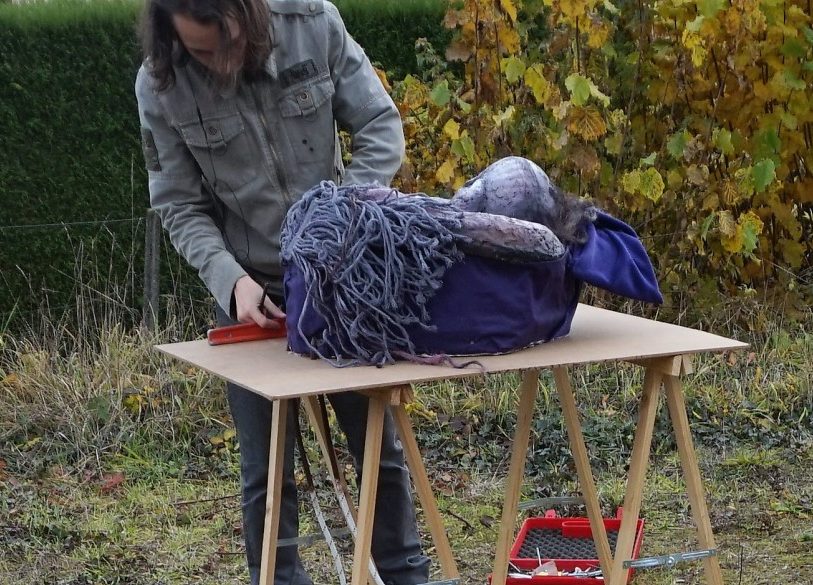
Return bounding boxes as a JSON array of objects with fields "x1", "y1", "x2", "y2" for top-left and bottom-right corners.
[
  {"x1": 135, "y1": 67, "x2": 247, "y2": 314},
  {"x1": 324, "y1": 1, "x2": 405, "y2": 187}
]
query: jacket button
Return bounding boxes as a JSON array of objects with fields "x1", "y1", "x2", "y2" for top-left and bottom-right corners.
[
  {"x1": 207, "y1": 126, "x2": 218, "y2": 136},
  {"x1": 298, "y1": 92, "x2": 309, "y2": 101}
]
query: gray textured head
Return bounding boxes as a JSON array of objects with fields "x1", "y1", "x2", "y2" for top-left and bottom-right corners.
[{"x1": 451, "y1": 156, "x2": 596, "y2": 244}]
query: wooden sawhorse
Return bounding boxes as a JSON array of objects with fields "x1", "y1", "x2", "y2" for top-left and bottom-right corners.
[
  {"x1": 262, "y1": 387, "x2": 460, "y2": 585},
  {"x1": 157, "y1": 304, "x2": 747, "y2": 585},
  {"x1": 491, "y1": 355, "x2": 723, "y2": 585}
]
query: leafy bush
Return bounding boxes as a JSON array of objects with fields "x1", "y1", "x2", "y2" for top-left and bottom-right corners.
[{"x1": 391, "y1": 0, "x2": 813, "y2": 318}]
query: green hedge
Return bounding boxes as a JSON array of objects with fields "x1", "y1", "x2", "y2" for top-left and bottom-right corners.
[
  {"x1": 0, "y1": 1, "x2": 146, "y2": 327},
  {"x1": 332, "y1": 0, "x2": 451, "y2": 77},
  {"x1": 0, "y1": 0, "x2": 449, "y2": 327}
]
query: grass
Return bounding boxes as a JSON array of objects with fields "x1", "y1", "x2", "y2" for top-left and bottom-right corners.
[
  {"x1": 2, "y1": 446, "x2": 811, "y2": 584},
  {"x1": 1, "y1": 286, "x2": 812, "y2": 584}
]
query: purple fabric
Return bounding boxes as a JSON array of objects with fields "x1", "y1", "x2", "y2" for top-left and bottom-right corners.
[
  {"x1": 285, "y1": 254, "x2": 579, "y2": 357},
  {"x1": 284, "y1": 211, "x2": 662, "y2": 359},
  {"x1": 568, "y1": 211, "x2": 664, "y2": 304},
  {"x1": 405, "y1": 255, "x2": 579, "y2": 354}
]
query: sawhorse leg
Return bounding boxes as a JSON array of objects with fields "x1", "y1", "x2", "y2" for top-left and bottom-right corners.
[
  {"x1": 664, "y1": 374, "x2": 723, "y2": 585},
  {"x1": 350, "y1": 389, "x2": 391, "y2": 585},
  {"x1": 302, "y1": 396, "x2": 380, "y2": 585},
  {"x1": 491, "y1": 369, "x2": 540, "y2": 585},
  {"x1": 260, "y1": 387, "x2": 459, "y2": 585},
  {"x1": 259, "y1": 397, "x2": 290, "y2": 585},
  {"x1": 350, "y1": 386, "x2": 460, "y2": 585},
  {"x1": 351, "y1": 387, "x2": 459, "y2": 585},
  {"x1": 257, "y1": 394, "x2": 385, "y2": 585},
  {"x1": 305, "y1": 388, "x2": 459, "y2": 584},
  {"x1": 608, "y1": 366, "x2": 664, "y2": 585},
  {"x1": 553, "y1": 366, "x2": 614, "y2": 578},
  {"x1": 608, "y1": 357, "x2": 724, "y2": 585},
  {"x1": 391, "y1": 385, "x2": 460, "y2": 581}
]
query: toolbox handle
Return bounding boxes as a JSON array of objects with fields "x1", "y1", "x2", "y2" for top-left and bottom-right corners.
[
  {"x1": 559, "y1": 508, "x2": 629, "y2": 538},
  {"x1": 561, "y1": 520, "x2": 593, "y2": 539}
]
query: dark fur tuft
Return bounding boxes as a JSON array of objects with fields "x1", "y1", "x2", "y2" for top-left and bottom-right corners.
[{"x1": 548, "y1": 185, "x2": 597, "y2": 245}]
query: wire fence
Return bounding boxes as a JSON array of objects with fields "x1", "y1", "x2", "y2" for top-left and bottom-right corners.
[
  {"x1": 1, "y1": 211, "x2": 807, "y2": 331},
  {"x1": 0, "y1": 209, "x2": 198, "y2": 328},
  {"x1": 0, "y1": 217, "x2": 142, "y2": 232}
]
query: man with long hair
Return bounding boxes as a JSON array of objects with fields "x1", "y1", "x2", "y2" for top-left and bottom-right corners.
[{"x1": 135, "y1": 1, "x2": 430, "y2": 583}]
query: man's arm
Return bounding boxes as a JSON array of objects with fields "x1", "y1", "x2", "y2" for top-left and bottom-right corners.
[
  {"x1": 136, "y1": 67, "x2": 271, "y2": 322},
  {"x1": 324, "y1": 1, "x2": 405, "y2": 187}
]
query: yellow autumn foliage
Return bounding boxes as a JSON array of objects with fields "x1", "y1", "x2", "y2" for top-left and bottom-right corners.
[
  {"x1": 391, "y1": 0, "x2": 813, "y2": 307},
  {"x1": 567, "y1": 106, "x2": 607, "y2": 141}
]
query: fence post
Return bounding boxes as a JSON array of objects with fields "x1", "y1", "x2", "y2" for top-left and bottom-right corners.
[{"x1": 143, "y1": 208, "x2": 161, "y2": 329}]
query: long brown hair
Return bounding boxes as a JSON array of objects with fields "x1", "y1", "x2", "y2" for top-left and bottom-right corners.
[{"x1": 138, "y1": 0, "x2": 272, "y2": 92}]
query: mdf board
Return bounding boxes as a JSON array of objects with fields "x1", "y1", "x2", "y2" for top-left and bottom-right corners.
[{"x1": 155, "y1": 304, "x2": 747, "y2": 400}]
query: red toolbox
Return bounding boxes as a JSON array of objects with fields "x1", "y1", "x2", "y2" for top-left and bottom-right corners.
[{"x1": 493, "y1": 508, "x2": 645, "y2": 583}]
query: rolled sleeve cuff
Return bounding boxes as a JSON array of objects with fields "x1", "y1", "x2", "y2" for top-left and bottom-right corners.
[{"x1": 207, "y1": 253, "x2": 249, "y2": 317}]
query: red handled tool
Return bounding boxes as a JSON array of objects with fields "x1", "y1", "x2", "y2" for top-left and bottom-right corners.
[{"x1": 206, "y1": 319, "x2": 287, "y2": 346}]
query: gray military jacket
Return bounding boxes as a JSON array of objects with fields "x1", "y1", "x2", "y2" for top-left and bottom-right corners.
[{"x1": 135, "y1": 0, "x2": 405, "y2": 314}]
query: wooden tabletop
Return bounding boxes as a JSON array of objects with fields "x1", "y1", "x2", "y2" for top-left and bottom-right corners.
[{"x1": 156, "y1": 304, "x2": 747, "y2": 400}]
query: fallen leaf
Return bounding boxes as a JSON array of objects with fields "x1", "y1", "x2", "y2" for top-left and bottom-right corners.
[
  {"x1": 1, "y1": 372, "x2": 19, "y2": 387},
  {"x1": 373, "y1": 67, "x2": 391, "y2": 93},
  {"x1": 446, "y1": 41, "x2": 471, "y2": 62},
  {"x1": 100, "y1": 471, "x2": 125, "y2": 494}
]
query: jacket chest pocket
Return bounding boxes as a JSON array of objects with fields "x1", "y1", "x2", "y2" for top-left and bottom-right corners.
[
  {"x1": 277, "y1": 77, "x2": 336, "y2": 164},
  {"x1": 177, "y1": 112, "x2": 255, "y2": 190}
]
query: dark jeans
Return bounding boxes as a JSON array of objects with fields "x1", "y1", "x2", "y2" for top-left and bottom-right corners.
[{"x1": 216, "y1": 307, "x2": 430, "y2": 585}]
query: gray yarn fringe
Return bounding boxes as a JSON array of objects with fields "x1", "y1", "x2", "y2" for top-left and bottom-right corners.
[{"x1": 281, "y1": 181, "x2": 463, "y2": 367}]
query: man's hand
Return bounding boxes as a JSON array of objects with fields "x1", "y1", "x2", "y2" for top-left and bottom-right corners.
[{"x1": 233, "y1": 275, "x2": 286, "y2": 328}]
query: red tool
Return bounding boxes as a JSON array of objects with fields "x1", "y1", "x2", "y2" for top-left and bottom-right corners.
[{"x1": 206, "y1": 319, "x2": 287, "y2": 345}]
